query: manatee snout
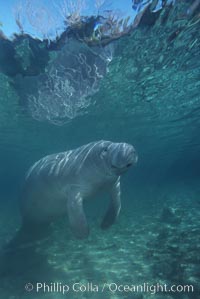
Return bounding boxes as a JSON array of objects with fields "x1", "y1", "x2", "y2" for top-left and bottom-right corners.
[
  {"x1": 122, "y1": 143, "x2": 138, "y2": 168},
  {"x1": 110, "y1": 143, "x2": 138, "y2": 173},
  {"x1": 126, "y1": 145, "x2": 138, "y2": 167}
]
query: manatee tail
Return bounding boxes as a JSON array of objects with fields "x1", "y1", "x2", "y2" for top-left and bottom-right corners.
[
  {"x1": 0, "y1": 223, "x2": 51, "y2": 278},
  {"x1": 3, "y1": 222, "x2": 51, "y2": 254}
]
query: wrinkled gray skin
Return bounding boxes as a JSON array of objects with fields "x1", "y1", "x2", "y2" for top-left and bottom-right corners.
[{"x1": 21, "y1": 140, "x2": 138, "y2": 239}]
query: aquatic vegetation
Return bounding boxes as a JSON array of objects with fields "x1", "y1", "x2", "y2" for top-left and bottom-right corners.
[
  {"x1": 57, "y1": 0, "x2": 87, "y2": 27},
  {"x1": 12, "y1": 0, "x2": 134, "y2": 43}
]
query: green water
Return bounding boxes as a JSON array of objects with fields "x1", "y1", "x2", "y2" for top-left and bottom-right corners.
[{"x1": 0, "y1": 2, "x2": 200, "y2": 298}]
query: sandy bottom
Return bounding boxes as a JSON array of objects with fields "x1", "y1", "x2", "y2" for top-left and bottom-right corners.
[{"x1": 0, "y1": 189, "x2": 200, "y2": 299}]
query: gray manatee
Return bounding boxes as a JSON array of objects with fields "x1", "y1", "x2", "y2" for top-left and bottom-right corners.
[{"x1": 21, "y1": 140, "x2": 138, "y2": 239}]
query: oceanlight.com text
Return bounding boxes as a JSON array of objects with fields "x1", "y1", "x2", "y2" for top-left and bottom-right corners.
[{"x1": 25, "y1": 282, "x2": 194, "y2": 295}]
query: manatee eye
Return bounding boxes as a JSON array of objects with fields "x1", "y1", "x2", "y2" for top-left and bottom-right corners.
[
  {"x1": 127, "y1": 163, "x2": 132, "y2": 168},
  {"x1": 101, "y1": 147, "x2": 108, "y2": 158}
]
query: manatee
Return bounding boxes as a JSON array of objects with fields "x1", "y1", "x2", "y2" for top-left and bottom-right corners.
[{"x1": 20, "y1": 140, "x2": 138, "y2": 239}]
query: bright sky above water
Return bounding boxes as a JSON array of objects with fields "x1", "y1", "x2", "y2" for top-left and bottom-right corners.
[{"x1": 0, "y1": 0, "x2": 134, "y2": 39}]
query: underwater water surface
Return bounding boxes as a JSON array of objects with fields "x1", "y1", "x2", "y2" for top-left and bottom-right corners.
[{"x1": 0, "y1": 1, "x2": 200, "y2": 298}]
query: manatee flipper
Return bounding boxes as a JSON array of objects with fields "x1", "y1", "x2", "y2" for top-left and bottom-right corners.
[
  {"x1": 101, "y1": 178, "x2": 121, "y2": 229},
  {"x1": 67, "y1": 192, "x2": 89, "y2": 239}
]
